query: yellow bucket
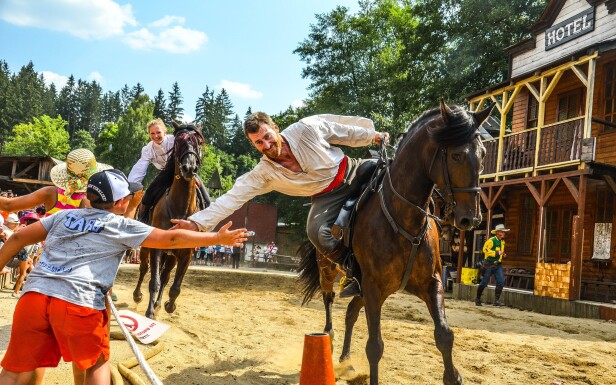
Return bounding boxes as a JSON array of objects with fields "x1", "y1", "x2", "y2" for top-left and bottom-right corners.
[{"x1": 460, "y1": 267, "x2": 480, "y2": 284}]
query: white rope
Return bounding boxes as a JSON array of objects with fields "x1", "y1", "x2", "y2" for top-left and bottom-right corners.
[{"x1": 106, "y1": 293, "x2": 164, "y2": 385}]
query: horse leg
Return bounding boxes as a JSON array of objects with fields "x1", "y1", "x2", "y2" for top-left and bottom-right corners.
[
  {"x1": 154, "y1": 254, "x2": 176, "y2": 310},
  {"x1": 421, "y1": 278, "x2": 462, "y2": 385},
  {"x1": 133, "y1": 248, "x2": 150, "y2": 303},
  {"x1": 318, "y1": 254, "x2": 339, "y2": 352},
  {"x1": 363, "y1": 285, "x2": 385, "y2": 385},
  {"x1": 165, "y1": 250, "x2": 191, "y2": 314},
  {"x1": 145, "y1": 249, "x2": 162, "y2": 319},
  {"x1": 339, "y1": 296, "x2": 364, "y2": 362}
]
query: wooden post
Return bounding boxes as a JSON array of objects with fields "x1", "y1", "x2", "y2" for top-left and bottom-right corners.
[
  {"x1": 457, "y1": 230, "x2": 465, "y2": 280},
  {"x1": 569, "y1": 175, "x2": 586, "y2": 300}
]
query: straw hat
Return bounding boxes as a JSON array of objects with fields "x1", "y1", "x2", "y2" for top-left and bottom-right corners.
[
  {"x1": 491, "y1": 224, "x2": 510, "y2": 234},
  {"x1": 50, "y1": 149, "x2": 112, "y2": 195}
]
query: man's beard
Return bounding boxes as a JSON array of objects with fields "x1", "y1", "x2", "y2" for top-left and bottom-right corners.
[{"x1": 264, "y1": 135, "x2": 283, "y2": 160}]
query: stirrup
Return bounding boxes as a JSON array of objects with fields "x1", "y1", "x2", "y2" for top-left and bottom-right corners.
[{"x1": 340, "y1": 277, "x2": 362, "y2": 298}]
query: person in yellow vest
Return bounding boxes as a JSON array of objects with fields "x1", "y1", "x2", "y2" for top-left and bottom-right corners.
[{"x1": 475, "y1": 224, "x2": 509, "y2": 307}]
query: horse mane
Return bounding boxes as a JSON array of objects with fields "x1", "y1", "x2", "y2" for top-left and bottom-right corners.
[{"x1": 396, "y1": 104, "x2": 477, "y2": 155}]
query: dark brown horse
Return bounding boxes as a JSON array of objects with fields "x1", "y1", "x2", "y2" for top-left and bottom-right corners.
[
  {"x1": 132, "y1": 122, "x2": 205, "y2": 319},
  {"x1": 298, "y1": 102, "x2": 494, "y2": 385}
]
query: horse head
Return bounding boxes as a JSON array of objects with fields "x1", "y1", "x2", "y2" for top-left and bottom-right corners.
[
  {"x1": 171, "y1": 121, "x2": 204, "y2": 181},
  {"x1": 426, "y1": 101, "x2": 494, "y2": 230}
]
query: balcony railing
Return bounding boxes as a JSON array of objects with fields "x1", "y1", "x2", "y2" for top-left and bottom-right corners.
[{"x1": 481, "y1": 117, "x2": 584, "y2": 178}]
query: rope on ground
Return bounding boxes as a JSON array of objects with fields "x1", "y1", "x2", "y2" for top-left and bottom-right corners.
[{"x1": 106, "y1": 293, "x2": 165, "y2": 385}]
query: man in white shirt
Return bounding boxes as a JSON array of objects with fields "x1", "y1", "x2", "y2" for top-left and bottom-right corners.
[
  {"x1": 128, "y1": 118, "x2": 210, "y2": 223},
  {"x1": 172, "y1": 112, "x2": 387, "y2": 297}
]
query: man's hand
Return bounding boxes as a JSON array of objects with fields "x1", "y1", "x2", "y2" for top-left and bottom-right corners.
[
  {"x1": 374, "y1": 132, "x2": 390, "y2": 145},
  {"x1": 216, "y1": 221, "x2": 249, "y2": 247},
  {"x1": 170, "y1": 219, "x2": 199, "y2": 231}
]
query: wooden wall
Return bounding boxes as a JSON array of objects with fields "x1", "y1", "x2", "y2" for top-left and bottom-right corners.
[
  {"x1": 511, "y1": 0, "x2": 616, "y2": 78},
  {"x1": 593, "y1": 50, "x2": 616, "y2": 164},
  {"x1": 500, "y1": 179, "x2": 616, "y2": 285}
]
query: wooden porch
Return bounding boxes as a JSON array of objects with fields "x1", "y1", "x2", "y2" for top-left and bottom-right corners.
[{"x1": 453, "y1": 283, "x2": 616, "y2": 321}]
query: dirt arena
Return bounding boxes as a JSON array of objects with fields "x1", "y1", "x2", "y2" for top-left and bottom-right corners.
[{"x1": 2, "y1": 264, "x2": 616, "y2": 385}]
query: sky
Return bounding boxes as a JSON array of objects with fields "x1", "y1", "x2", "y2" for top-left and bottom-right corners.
[{"x1": 0, "y1": 0, "x2": 360, "y2": 122}]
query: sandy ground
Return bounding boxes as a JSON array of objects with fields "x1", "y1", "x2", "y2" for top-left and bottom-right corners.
[{"x1": 2, "y1": 264, "x2": 616, "y2": 385}]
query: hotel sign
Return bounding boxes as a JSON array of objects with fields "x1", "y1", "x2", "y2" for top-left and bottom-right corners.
[{"x1": 545, "y1": 7, "x2": 595, "y2": 50}]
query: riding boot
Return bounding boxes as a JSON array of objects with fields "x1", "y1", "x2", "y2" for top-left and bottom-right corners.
[
  {"x1": 475, "y1": 285, "x2": 485, "y2": 306},
  {"x1": 340, "y1": 254, "x2": 362, "y2": 298},
  {"x1": 493, "y1": 285, "x2": 505, "y2": 306}
]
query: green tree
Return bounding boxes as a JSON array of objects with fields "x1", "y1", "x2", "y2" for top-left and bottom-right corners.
[
  {"x1": 94, "y1": 122, "x2": 119, "y2": 165},
  {"x1": 57, "y1": 75, "x2": 78, "y2": 138},
  {"x1": 167, "y1": 82, "x2": 184, "y2": 122},
  {"x1": 70, "y1": 129, "x2": 96, "y2": 151},
  {"x1": 3, "y1": 115, "x2": 70, "y2": 158},
  {"x1": 0, "y1": 60, "x2": 12, "y2": 151},
  {"x1": 100, "y1": 91, "x2": 122, "y2": 128},
  {"x1": 153, "y1": 89, "x2": 168, "y2": 122},
  {"x1": 110, "y1": 95, "x2": 153, "y2": 173}
]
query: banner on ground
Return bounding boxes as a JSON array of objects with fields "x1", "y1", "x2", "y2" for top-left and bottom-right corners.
[{"x1": 117, "y1": 309, "x2": 170, "y2": 344}]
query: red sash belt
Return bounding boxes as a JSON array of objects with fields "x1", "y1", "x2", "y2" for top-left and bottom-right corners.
[{"x1": 314, "y1": 157, "x2": 348, "y2": 197}]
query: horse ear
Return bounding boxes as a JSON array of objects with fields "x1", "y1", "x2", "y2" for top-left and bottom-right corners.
[
  {"x1": 171, "y1": 120, "x2": 181, "y2": 131},
  {"x1": 440, "y1": 99, "x2": 454, "y2": 124},
  {"x1": 472, "y1": 102, "x2": 496, "y2": 126}
]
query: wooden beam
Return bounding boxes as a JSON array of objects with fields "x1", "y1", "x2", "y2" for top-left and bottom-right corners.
[
  {"x1": 480, "y1": 189, "x2": 490, "y2": 208},
  {"x1": 562, "y1": 176, "x2": 580, "y2": 205},
  {"x1": 525, "y1": 181, "x2": 542, "y2": 205},
  {"x1": 13, "y1": 161, "x2": 38, "y2": 178},
  {"x1": 490, "y1": 95, "x2": 503, "y2": 114},
  {"x1": 604, "y1": 175, "x2": 616, "y2": 196},
  {"x1": 474, "y1": 97, "x2": 487, "y2": 112},
  {"x1": 11, "y1": 178, "x2": 54, "y2": 186},
  {"x1": 570, "y1": 64, "x2": 588, "y2": 87},
  {"x1": 503, "y1": 85, "x2": 523, "y2": 114},
  {"x1": 490, "y1": 185, "x2": 505, "y2": 208},
  {"x1": 543, "y1": 178, "x2": 561, "y2": 205},
  {"x1": 541, "y1": 70, "x2": 564, "y2": 103},
  {"x1": 525, "y1": 83, "x2": 540, "y2": 102},
  {"x1": 569, "y1": 175, "x2": 587, "y2": 300}
]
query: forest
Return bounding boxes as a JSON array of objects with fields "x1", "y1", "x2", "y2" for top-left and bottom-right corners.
[{"x1": 0, "y1": 0, "x2": 547, "y2": 232}]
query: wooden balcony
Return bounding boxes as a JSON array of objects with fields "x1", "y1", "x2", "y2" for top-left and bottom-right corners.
[{"x1": 481, "y1": 117, "x2": 584, "y2": 180}]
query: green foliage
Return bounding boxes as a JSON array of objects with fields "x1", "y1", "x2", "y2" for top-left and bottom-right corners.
[
  {"x1": 3, "y1": 115, "x2": 70, "y2": 158},
  {"x1": 70, "y1": 129, "x2": 96, "y2": 151},
  {"x1": 94, "y1": 122, "x2": 118, "y2": 165},
  {"x1": 109, "y1": 95, "x2": 153, "y2": 173},
  {"x1": 167, "y1": 82, "x2": 184, "y2": 122}
]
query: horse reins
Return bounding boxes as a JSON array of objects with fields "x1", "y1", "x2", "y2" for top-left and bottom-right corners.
[{"x1": 377, "y1": 135, "x2": 480, "y2": 292}]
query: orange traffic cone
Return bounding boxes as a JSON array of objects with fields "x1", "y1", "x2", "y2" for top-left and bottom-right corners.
[{"x1": 299, "y1": 333, "x2": 336, "y2": 385}]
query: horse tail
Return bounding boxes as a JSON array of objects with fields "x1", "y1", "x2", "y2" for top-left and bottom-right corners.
[{"x1": 296, "y1": 240, "x2": 320, "y2": 306}]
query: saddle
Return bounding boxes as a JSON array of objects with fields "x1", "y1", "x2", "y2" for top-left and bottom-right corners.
[{"x1": 331, "y1": 158, "x2": 387, "y2": 248}]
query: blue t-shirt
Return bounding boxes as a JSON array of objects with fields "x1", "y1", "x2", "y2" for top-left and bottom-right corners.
[{"x1": 24, "y1": 208, "x2": 154, "y2": 309}]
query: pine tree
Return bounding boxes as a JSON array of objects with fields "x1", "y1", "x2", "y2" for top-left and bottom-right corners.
[
  {"x1": 57, "y1": 75, "x2": 78, "y2": 139},
  {"x1": 153, "y1": 89, "x2": 168, "y2": 122},
  {"x1": 131, "y1": 83, "x2": 145, "y2": 99},
  {"x1": 167, "y1": 82, "x2": 184, "y2": 122}
]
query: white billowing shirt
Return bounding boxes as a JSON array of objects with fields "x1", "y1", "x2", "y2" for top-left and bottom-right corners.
[
  {"x1": 188, "y1": 114, "x2": 376, "y2": 231},
  {"x1": 127, "y1": 134, "x2": 175, "y2": 183}
]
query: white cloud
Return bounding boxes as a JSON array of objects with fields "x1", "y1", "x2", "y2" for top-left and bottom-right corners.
[
  {"x1": 41, "y1": 71, "x2": 69, "y2": 89},
  {"x1": 88, "y1": 71, "x2": 104, "y2": 84},
  {"x1": 291, "y1": 99, "x2": 305, "y2": 108},
  {"x1": 149, "y1": 15, "x2": 185, "y2": 28},
  {"x1": 124, "y1": 26, "x2": 207, "y2": 53},
  {"x1": 217, "y1": 80, "x2": 263, "y2": 99},
  {"x1": 0, "y1": 0, "x2": 137, "y2": 39}
]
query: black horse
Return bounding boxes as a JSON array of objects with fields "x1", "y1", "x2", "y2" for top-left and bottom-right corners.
[
  {"x1": 299, "y1": 101, "x2": 494, "y2": 384},
  {"x1": 133, "y1": 122, "x2": 206, "y2": 319}
]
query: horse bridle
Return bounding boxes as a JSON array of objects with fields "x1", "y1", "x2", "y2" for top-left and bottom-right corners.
[
  {"x1": 173, "y1": 128, "x2": 204, "y2": 180},
  {"x1": 376, "y1": 135, "x2": 481, "y2": 291},
  {"x1": 428, "y1": 138, "x2": 482, "y2": 220}
]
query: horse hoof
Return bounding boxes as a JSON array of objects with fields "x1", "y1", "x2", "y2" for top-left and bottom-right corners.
[
  {"x1": 339, "y1": 353, "x2": 351, "y2": 362},
  {"x1": 164, "y1": 301, "x2": 176, "y2": 313},
  {"x1": 444, "y1": 370, "x2": 463, "y2": 385},
  {"x1": 133, "y1": 293, "x2": 143, "y2": 303}
]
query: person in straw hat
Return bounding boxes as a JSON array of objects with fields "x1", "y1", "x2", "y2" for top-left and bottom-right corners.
[
  {"x1": 475, "y1": 223, "x2": 510, "y2": 307},
  {"x1": 0, "y1": 148, "x2": 114, "y2": 217}
]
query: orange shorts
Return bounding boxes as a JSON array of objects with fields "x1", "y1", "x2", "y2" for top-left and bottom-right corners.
[{"x1": 1, "y1": 292, "x2": 109, "y2": 371}]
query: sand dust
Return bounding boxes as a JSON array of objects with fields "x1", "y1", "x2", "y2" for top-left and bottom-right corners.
[{"x1": 2, "y1": 264, "x2": 616, "y2": 385}]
